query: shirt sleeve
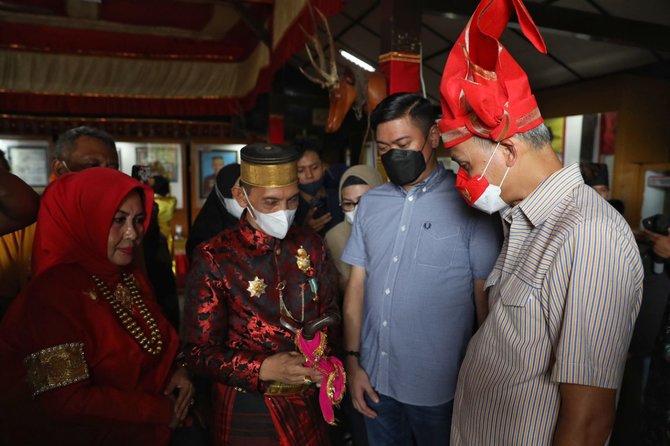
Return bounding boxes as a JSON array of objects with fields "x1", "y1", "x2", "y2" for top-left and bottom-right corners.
[
  {"x1": 341, "y1": 200, "x2": 367, "y2": 268},
  {"x1": 551, "y1": 218, "x2": 643, "y2": 388},
  {"x1": 315, "y1": 239, "x2": 342, "y2": 352},
  {"x1": 468, "y1": 212, "x2": 503, "y2": 280},
  {"x1": 182, "y1": 245, "x2": 269, "y2": 392}
]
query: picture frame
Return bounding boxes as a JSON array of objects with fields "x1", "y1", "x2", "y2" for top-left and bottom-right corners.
[
  {"x1": 199, "y1": 149, "x2": 240, "y2": 198},
  {"x1": 7, "y1": 146, "x2": 48, "y2": 187},
  {"x1": 135, "y1": 145, "x2": 179, "y2": 182}
]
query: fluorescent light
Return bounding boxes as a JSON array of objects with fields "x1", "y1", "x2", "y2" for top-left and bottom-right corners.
[{"x1": 339, "y1": 49, "x2": 375, "y2": 72}]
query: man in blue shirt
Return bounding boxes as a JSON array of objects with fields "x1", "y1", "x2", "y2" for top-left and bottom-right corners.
[{"x1": 342, "y1": 93, "x2": 501, "y2": 445}]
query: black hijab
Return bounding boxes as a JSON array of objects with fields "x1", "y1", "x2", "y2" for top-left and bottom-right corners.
[{"x1": 186, "y1": 163, "x2": 241, "y2": 260}]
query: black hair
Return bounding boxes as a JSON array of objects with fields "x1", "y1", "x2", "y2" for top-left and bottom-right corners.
[
  {"x1": 239, "y1": 181, "x2": 253, "y2": 194},
  {"x1": 370, "y1": 93, "x2": 436, "y2": 135},
  {"x1": 0, "y1": 151, "x2": 9, "y2": 171},
  {"x1": 290, "y1": 136, "x2": 323, "y2": 159},
  {"x1": 54, "y1": 126, "x2": 116, "y2": 160},
  {"x1": 151, "y1": 175, "x2": 170, "y2": 196},
  {"x1": 341, "y1": 175, "x2": 368, "y2": 189}
]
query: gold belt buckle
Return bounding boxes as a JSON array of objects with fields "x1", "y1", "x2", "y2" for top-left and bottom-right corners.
[{"x1": 264, "y1": 381, "x2": 309, "y2": 396}]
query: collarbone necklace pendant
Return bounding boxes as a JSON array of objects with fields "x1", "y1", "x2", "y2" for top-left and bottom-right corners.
[{"x1": 91, "y1": 273, "x2": 163, "y2": 355}]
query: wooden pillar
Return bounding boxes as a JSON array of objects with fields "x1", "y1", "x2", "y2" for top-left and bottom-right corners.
[{"x1": 378, "y1": 0, "x2": 423, "y2": 94}]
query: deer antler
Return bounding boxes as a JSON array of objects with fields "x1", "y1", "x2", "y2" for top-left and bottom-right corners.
[{"x1": 299, "y1": 5, "x2": 339, "y2": 90}]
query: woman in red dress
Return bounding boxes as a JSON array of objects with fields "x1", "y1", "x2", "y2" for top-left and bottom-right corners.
[{"x1": 0, "y1": 167, "x2": 193, "y2": 445}]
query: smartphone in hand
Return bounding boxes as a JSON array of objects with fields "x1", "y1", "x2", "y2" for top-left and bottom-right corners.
[
  {"x1": 131, "y1": 165, "x2": 152, "y2": 185},
  {"x1": 312, "y1": 201, "x2": 328, "y2": 219}
]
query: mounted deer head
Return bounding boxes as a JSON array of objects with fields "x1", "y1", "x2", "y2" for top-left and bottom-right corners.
[{"x1": 300, "y1": 6, "x2": 387, "y2": 133}]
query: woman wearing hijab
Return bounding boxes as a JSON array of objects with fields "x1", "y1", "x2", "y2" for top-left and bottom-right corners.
[
  {"x1": 325, "y1": 165, "x2": 384, "y2": 292},
  {"x1": 186, "y1": 163, "x2": 242, "y2": 261},
  {"x1": 323, "y1": 164, "x2": 383, "y2": 446},
  {"x1": 0, "y1": 168, "x2": 193, "y2": 445}
]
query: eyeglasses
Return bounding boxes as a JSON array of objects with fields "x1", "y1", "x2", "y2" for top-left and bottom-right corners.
[{"x1": 340, "y1": 200, "x2": 359, "y2": 212}]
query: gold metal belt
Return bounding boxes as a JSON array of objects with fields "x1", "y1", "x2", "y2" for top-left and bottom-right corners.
[{"x1": 264, "y1": 381, "x2": 310, "y2": 396}]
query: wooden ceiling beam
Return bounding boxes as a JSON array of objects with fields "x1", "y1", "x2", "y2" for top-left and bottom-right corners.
[
  {"x1": 423, "y1": 0, "x2": 670, "y2": 52},
  {"x1": 228, "y1": 0, "x2": 271, "y2": 47}
]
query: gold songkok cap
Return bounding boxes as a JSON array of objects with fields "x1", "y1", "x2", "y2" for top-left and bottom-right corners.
[{"x1": 240, "y1": 143, "x2": 299, "y2": 188}]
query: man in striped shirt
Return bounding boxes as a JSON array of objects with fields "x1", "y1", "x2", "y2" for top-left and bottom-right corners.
[{"x1": 437, "y1": 0, "x2": 644, "y2": 444}]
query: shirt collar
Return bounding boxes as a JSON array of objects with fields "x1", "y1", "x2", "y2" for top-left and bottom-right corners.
[
  {"x1": 510, "y1": 163, "x2": 584, "y2": 227},
  {"x1": 392, "y1": 163, "x2": 447, "y2": 197}
]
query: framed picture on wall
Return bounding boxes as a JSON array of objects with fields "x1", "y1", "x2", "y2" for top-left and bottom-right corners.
[
  {"x1": 135, "y1": 145, "x2": 179, "y2": 182},
  {"x1": 199, "y1": 149, "x2": 239, "y2": 198},
  {"x1": 8, "y1": 146, "x2": 48, "y2": 187}
]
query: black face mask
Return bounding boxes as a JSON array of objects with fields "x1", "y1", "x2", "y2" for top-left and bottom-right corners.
[
  {"x1": 381, "y1": 149, "x2": 426, "y2": 186},
  {"x1": 298, "y1": 177, "x2": 324, "y2": 197}
]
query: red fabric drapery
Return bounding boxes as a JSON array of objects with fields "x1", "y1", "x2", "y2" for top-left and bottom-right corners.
[{"x1": 0, "y1": 0, "x2": 343, "y2": 117}]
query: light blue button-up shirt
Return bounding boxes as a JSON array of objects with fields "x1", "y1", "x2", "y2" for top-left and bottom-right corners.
[{"x1": 342, "y1": 163, "x2": 502, "y2": 405}]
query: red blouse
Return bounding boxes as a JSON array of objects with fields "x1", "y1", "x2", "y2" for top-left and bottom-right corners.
[{"x1": 0, "y1": 263, "x2": 179, "y2": 445}]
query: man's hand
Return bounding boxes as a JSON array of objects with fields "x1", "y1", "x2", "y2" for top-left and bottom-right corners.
[
  {"x1": 645, "y1": 228, "x2": 670, "y2": 259},
  {"x1": 304, "y1": 207, "x2": 332, "y2": 232},
  {"x1": 259, "y1": 351, "x2": 322, "y2": 385},
  {"x1": 344, "y1": 356, "x2": 379, "y2": 419},
  {"x1": 164, "y1": 366, "x2": 194, "y2": 425}
]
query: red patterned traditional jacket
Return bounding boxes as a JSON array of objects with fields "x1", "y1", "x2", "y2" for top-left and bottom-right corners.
[{"x1": 183, "y1": 216, "x2": 339, "y2": 444}]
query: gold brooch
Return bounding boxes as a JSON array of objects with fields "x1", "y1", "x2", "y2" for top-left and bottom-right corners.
[
  {"x1": 296, "y1": 246, "x2": 312, "y2": 273},
  {"x1": 247, "y1": 276, "x2": 267, "y2": 298},
  {"x1": 113, "y1": 282, "x2": 134, "y2": 310}
]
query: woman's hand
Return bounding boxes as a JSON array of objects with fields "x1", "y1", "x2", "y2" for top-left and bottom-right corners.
[{"x1": 164, "y1": 366, "x2": 194, "y2": 425}]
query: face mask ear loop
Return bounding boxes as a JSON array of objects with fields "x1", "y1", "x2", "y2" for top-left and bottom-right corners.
[
  {"x1": 214, "y1": 182, "x2": 227, "y2": 206},
  {"x1": 241, "y1": 187, "x2": 257, "y2": 221},
  {"x1": 499, "y1": 166, "x2": 511, "y2": 188},
  {"x1": 477, "y1": 141, "x2": 501, "y2": 182}
]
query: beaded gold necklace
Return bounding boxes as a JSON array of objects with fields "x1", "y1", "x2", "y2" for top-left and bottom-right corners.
[{"x1": 92, "y1": 273, "x2": 163, "y2": 355}]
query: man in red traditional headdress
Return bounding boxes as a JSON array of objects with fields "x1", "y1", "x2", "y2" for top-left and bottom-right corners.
[{"x1": 439, "y1": 0, "x2": 644, "y2": 444}]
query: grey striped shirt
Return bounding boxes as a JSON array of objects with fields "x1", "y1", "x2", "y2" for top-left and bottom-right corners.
[{"x1": 451, "y1": 163, "x2": 644, "y2": 445}]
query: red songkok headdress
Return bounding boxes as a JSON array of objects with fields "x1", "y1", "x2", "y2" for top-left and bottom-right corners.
[{"x1": 438, "y1": 0, "x2": 547, "y2": 148}]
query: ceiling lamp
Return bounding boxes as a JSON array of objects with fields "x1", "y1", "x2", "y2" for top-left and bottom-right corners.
[{"x1": 339, "y1": 49, "x2": 375, "y2": 72}]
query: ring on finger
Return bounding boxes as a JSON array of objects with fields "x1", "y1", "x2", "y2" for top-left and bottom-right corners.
[{"x1": 303, "y1": 375, "x2": 312, "y2": 385}]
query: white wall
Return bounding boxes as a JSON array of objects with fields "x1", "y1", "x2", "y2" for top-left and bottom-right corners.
[
  {"x1": 563, "y1": 115, "x2": 583, "y2": 167},
  {"x1": 116, "y1": 141, "x2": 184, "y2": 209}
]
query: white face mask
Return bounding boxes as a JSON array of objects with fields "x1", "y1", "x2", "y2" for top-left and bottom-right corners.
[
  {"x1": 223, "y1": 197, "x2": 244, "y2": 219},
  {"x1": 242, "y1": 188, "x2": 296, "y2": 239},
  {"x1": 472, "y1": 184, "x2": 509, "y2": 215},
  {"x1": 344, "y1": 207, "x2": 357, "y2": 225},
  {"x1": 214, "y1": 181, "x2": 244, "y2": 219}
]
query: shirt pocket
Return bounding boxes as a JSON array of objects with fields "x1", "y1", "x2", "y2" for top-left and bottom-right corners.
[
  {"x1": 414, "y1": 223, "x2": 460, "y2": 269},
  {"x1": 498, "y1": 277, "x2": 536, "y2": 307}
]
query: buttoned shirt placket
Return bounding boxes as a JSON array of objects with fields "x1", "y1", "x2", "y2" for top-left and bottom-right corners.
[{"x1": 374, "y1": 184, "x2": 427, "y2": 389}]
